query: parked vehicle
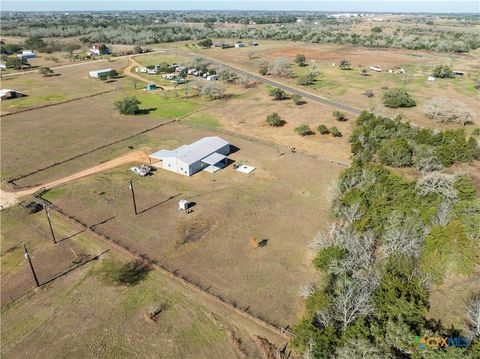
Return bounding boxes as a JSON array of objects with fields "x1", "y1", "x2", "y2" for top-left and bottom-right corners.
[{"x1": 130, "y1": 164, "x2": 154, "y2": 176}]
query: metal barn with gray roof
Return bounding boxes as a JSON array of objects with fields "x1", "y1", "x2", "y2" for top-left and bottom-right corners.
[{"x1": 149, "y1": 136, "x2": 230, "y2": 176}]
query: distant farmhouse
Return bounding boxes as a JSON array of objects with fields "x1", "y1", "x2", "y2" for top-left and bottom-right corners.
[
  {"x1": 149, "y1": 136, "x2": 230, "y2": 176},
  {"x1": 17, "y1": 50, "x2": 36, "y2": 60},
  {"x1": 0, "y1": 89, "x2": 25, "y2": 101},
  {"x1": 89, "y1": 43, "x2": 110, "y2": 56},
  {"x1": 89, "y1": 68, "x2": 113, "y2": 78}
]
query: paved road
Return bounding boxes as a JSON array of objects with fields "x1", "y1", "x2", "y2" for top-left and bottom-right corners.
[{"x1": 183, "y1": 52, "x2": 362, "y2": 115}]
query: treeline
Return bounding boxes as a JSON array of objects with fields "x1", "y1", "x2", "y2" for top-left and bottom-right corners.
[
  {"x1": 2, "y1": 12, "x2": 479, "y2": 52},
  {"x1": 293, "y1": 111, "x2": 480, "y2": 358}
]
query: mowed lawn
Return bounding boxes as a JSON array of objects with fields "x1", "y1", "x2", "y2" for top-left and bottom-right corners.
[
  {"x1": 42, "y1": 123, "x2": 343, "y2": 327},
  {"x1": 0, "y1": 206, "x2": 260, "y2": 359},
  {"x1": 0, "y1": 57, "x2": 130, "y2": 114}
]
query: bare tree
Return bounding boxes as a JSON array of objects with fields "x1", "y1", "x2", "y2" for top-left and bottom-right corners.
[
  {"x1": 315, "y1": 309, "x2": 332, "y2": 328},
  {"x1": 416, "y1": 156, "x2": 444, "y2": 174},
  {"x1": 425, "y1": 97, "x2": 474, "y2": 125},
  {"x1": 237, "y1": 73, "x2": 251, "y2": 88},
  {"x1": 299, "y1": 284, "x2": 315, "y2": 298},
  {"x1": 416, "y1": 171, "x2": 458, "y2": 202},
  {"x1": 383, "y1": 213, "x2": 425, "y2": 258},
  {"x1": 336, "y1": 339, "x2": 384, "y2": 359},
  {"x1": 333, "y1": 277, "x2": 376, "y2": 331},
  {"x1": 465, "y1": 294, "x2": 480, "y2": 339},
  {"x1": 200, "y1": 81, "x2": 226, "y2": 99},
  {"x1": 272, "y1": 57, "x2": 293, "y2": 77},
  {"x1": 337, "y1": 202, "x2": 363, "y2": 225}
]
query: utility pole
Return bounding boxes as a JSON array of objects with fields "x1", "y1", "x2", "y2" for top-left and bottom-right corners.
[
  {"x1": 129, "y1": 180, "x2": 138, "y2": 215},
  {"x1": 44, "y1": 205, "x2": 56, "y2": 244},
  {"x1": 23, "y1": 244, "x2": 40, "y2": 287}
]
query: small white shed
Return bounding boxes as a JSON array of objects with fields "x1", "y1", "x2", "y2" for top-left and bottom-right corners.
[{"x1": 89, "y1": 68, "x2": 113, "y2": 78}]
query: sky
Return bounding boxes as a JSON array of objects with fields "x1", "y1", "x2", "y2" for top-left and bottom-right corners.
[{"x1": 1, "y1": 1, "x2": 479, "y2": 13}]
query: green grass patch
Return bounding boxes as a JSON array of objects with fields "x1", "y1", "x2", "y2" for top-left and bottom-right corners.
[
  {"x1": 185, "y1": 113, "x2": 221, "y2": 128},
  {"x1": 6, "y1": 94, "x2": 67, "y2": 109},
  {"x1": 136, "y1": 93, "x2": 203, "y2": 119}
]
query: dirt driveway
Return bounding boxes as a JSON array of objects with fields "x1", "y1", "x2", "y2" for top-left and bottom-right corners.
[{"x1": 0, "y1": 151, "x2": 149, "y2": 209}]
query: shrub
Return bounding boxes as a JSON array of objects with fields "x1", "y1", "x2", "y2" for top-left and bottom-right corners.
[
  {"x1": 297, "y1": 73, "x2": 316, "y2": 86},
  {"x1": 424, "y1": 97, "x2": 474, "y2": 125},
  {"x1": 333, "y1": 111, "x2": 347, "y2": 121},
  {"x1": 371, "y1": 27, "x2": 383, "y2": 33},
  {"x1": 454, "y1": 175, "x2": 477, "y2": 201},
  {"x1": 197, "y1": 38, "x2": 213, "y2": 48},
  {"x1": 265, "y1": 112, "x2": 285, "y2": 127},
  {"x1": 291, "y1": 94, "x2": 304, "y2": 105},
  {"x1": 5, "y1": 56, "x2": 27, "y2": 69},
  {"x1": 108, "y1": 69, "x2": 118, "y2": 79},
  {"x1": 313, "y1": 246, "x2": 346, "y2": 270},
  {"x1": 269, "y1": 87, "x2": 287, "y2": 100},
  {"x1": 114, "y1": 96, "x2": 141, "y2": 115},
  {"x1": 38, "y1": 67, "x2": 53, "y2": 77},
  {"x1": 259, "y1": 66, "x2": 268, "y2": 75},
  {"x1": 473, "y1": 128, "x2": 480, "y2": 136},
  {"x1": 317, "y1": 124, "x2": 330, "y2": 135},
  {"x1": 339, "y1": 59, "x2": 351, "y2": 70},
  {"x1": 330, "y1": 127, "x2": 342, "y2": 137},
  {"x1": 378, "y1": 138, "x2": 413, "y2": 167},
  {"x1": 24, "y1": 36, "x2": 46, "y2": 51},
  {"x1": 383, "y1": 88, "x2": 416, "y2": 108},
  {"x1": 295, "y1": 124, "x2": 313, "y2": 136},
  {"x1": 432, "y1": 65, "x2": 455, "y2": 79},
  {"x1": 295, "y1": 53, "x2": 306, "y2": 66}
]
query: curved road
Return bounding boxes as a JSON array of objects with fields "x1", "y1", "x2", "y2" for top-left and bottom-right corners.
[{"x1": 180, "y1": 51, "x2": 362, "y2": 115}]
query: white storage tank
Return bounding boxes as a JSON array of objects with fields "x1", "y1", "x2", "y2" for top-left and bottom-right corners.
[{"x1": 178, "y1": 199, "x2": 190, "y2": 211}]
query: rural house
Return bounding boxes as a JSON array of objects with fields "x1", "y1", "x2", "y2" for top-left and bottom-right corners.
[
  {"x1": 89, "y1": 43, "x2": 110, "y2": 56},
  {"x1": 89, "y1": 68, "x2": 113, "y2": 78},
  {"x1": 149, "y1": 136, "x2": 230, "y2": 176}
]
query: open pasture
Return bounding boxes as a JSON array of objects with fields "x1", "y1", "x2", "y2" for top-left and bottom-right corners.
[
  {"x1": 41, "y1": 123, "x2": 343, "y2": 327},
  {"x1": 0, "y1": 85, "x2": 209, "y2": 184},
  {"x1": 0, "y1": 57, "x2": 130, "y2": 114},
  {"x1": 197, "y1": 42, "x2": 480, "y2": 129},
  {"x1": 0, "y1": 204, "x2": 271, "y2": 359}
]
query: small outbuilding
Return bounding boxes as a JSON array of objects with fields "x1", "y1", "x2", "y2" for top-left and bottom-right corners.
[
  {"x1": 89, "y1": 68, "x2": 113, "y2": 78},
  {"x1": 146, "y1": 83, "x2": 156, "y2": 90},
  {"x1": 235, "y1": 43, "x2": 246, "y2": 48},
  {"x1": 149, "y1": 136, "x2": 230, "y2": 176},
  {"x1": 17, "y1": 50, "x2": 36, "y2": 60},
  {"x1": 0, "y1": 89, "x2": 25, "y2": 101}
]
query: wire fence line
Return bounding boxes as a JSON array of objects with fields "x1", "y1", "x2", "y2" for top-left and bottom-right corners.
[{"x1": 36, "y1": 193, "x2": 292, "y2": 341}]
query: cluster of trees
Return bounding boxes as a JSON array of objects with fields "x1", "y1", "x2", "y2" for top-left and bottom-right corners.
[
  {"x1": 2, "y1": 12, "x2": 479, "y2": 52},
  {"x1": 293, "y1": 112, "x2": 480, "y2": 357},
  {"x1": 350, "y1": 111, "x2": 479, "y2": 168},
  {"x1": 382, "y1": 88, "x2": 416, "y2": 108}
]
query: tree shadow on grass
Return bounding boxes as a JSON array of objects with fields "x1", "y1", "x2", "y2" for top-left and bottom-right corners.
[{"x1": 137, "y1": 107, "x2": 157, "y2": 115}]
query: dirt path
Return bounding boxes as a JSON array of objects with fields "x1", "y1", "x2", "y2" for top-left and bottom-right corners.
[
  {"x1": 123, "y1": 57, "x2": 177, "y2": 91},
  {"x1": 0, "y1": 151, "x2": 149, "y2": 209}
]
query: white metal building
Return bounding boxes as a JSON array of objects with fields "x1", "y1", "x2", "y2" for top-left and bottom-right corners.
[
  {"x1": 149, "y1": 136, "x2": 230, "y2": 176},
  {"x1": 88, "y1": 68, "x2": 113, "y2": 78}
]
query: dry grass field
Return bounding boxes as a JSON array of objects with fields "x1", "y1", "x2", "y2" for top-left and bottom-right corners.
[
  {"x1": 196, "y1": 42, "x2": 480, "y2": 130},
  {"x1": 0, "y1": 204, "x2": 281, "y2": 359},
  {"x1": 0, "y1": 57, "x2": 131, "y2": 114},
  {"x1": 41, "y1": 123, "x2": 343, "y2": 327}
]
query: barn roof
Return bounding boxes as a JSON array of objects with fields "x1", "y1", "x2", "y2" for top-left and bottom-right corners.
[{"x1": 149, "y1": 137, "x2": 229, "y2": 165}]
